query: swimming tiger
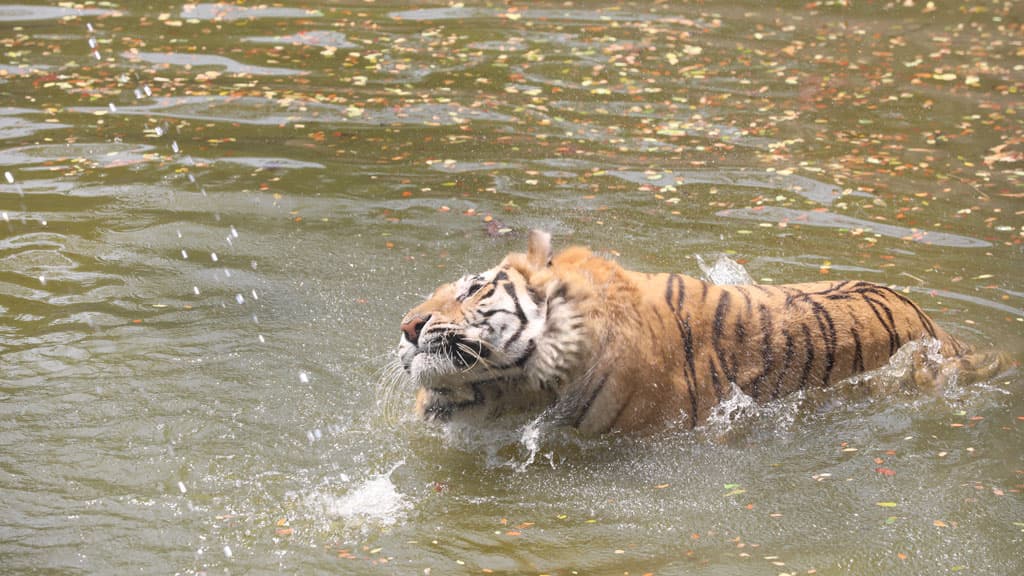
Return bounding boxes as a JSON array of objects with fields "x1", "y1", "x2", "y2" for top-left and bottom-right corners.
[{"x1": 398, "y1": 230, "x2": 1008, "y2": 434}]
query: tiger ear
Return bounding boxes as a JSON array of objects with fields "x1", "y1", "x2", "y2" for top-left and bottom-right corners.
[{"x1": 527, "y1": 229, "x2": 552, "y2": 269}]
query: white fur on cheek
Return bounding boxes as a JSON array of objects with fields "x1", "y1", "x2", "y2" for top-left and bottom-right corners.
[{"x1": 527, "y1": 283, "x2": 587, "y2": 390}]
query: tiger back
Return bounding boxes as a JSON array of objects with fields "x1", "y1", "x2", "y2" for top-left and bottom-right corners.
[{"x1": 397, "y1": 230, "x2": 1008, "y2": 434}]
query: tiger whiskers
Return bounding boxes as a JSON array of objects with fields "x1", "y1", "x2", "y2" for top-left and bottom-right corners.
[
  {"x1": 376, "y1": 355, "x2": 414, "y2": 425},
  {"x1": 454, "y1": 339, "x2": 498, "y2": 373}
]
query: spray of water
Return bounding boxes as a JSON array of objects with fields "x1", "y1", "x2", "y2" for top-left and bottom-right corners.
[{"x1": 78, "y1": 18, "x2": 282, "y2": 561}]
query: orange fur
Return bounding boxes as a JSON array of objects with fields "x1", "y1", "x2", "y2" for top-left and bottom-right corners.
[{"x1": 399, "y1": 231, "x2": 1007, "y2": 434}]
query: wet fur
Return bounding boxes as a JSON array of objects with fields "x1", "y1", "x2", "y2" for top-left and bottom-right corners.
[{"x1": 398, "y1": 231, "x2": 1008, "y2": 434}]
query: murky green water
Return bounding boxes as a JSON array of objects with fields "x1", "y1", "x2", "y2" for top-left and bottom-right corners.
[{"x1": 1, "y1": 1, "x2": 1021, "y2": 574}]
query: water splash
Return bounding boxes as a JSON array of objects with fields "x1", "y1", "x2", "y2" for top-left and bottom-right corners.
[
  {"x1": 704, "y1": 383, "x2": 759, "y2": 429},
  {"x1": 696, "y1": 254, "x2": 754, "y2": 285},
  {"x1": 317, "y1": 462, "x2": 411, "y2": 530},
  {"x1": 515, "y1": 415, "x2": 549, "y2": 472}
]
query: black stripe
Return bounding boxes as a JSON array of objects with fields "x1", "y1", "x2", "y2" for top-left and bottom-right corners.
[
  {"x1": 861, "y1": 293, "x2": 899, "y2": 355},
  {"x1": 772, "y1": 332, "x2": 796, "y2": 399},
  {"x1": 850, "y1": 283, "x2": 939, "y2": 341},
  {"x1": 712, "y1": 291, "x2": 736, "y2": 384},
  {"x1": 665, "y1": 274, "x2": 699, "y2": 424},
  {"x1": 573, "y1": 375, "x2": 610, "y2": 429},
  {"x1": 809, "y1": 300, "x2": 837, "y2": 385},
  {"x1": 799, "y1": 324, "x2": 815, "y2": 390},
  {"x1": 709, "y1": 359, "x2": 724, "y2": 401},
  {"x1": 851, "y1": 324, "x2": 865, "y2": 373},
  {"x1": 500, "y1": 280, "x2": 529, "y2": 346},
  {"x1": 749, "y1": 303, "x2": 774, "y2": 399}
]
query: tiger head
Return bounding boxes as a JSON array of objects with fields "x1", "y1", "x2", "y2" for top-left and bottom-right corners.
[{"x1": 398, "y1": 230, "x2": 588, "y2": 422}]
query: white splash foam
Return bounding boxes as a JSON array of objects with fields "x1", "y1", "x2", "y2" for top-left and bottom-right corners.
[
  {"x1": 705, "y1": 383, "x2": 758, "y2": 428},
  {"x1": 696, "y1": 254, "x2": 754, "y2": 285},
  {"x1": 321, "y1": 462, "x2": 410, "y2": 527}
]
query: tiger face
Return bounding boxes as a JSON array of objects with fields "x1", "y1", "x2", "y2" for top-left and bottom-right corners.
[
  {"x1": 398, "y1": 267, "x2": 545, "y2": 387},
  {"x1": 398, "y1": 231, "x2": 587, "y2": 422}
]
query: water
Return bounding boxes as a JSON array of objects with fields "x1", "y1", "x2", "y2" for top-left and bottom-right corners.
[{"x1": 1, "y1": 1, "x2": 1021, "y2": 574}]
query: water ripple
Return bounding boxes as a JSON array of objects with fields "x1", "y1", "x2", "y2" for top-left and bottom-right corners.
[
  {"x1": 609, "y1": 168, "x2": 869, "y2": 206},
  {"x1": 123, "y1": 51, "x2": 307, "y2": 77},
  {"x1": 718, "y1": 206, "x2": 991, "y2": 248}
]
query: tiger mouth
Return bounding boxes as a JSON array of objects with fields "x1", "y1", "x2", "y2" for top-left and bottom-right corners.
[
  {"x1": 404, "y1": 332, "x2": 495, "y2": 383},
  {"x1": 415, "y1": 333, "x2": 489, "y2": 363}
]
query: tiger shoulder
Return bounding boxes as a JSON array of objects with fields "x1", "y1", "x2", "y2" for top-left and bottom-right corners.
[{"x1": 397, "y1": 230, "x2": 1010, "y2": 434}]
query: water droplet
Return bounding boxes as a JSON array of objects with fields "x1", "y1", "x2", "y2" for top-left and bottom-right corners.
[
  {"x1": 250, "y1": 289, "x2": 258, "y2": 300},
  {"x1": 187, "y1": 173, "x2": 195, "y2": 184},
  {"x1": 210, "y1": 252, "x2": 218, "y2": 262},
  {"x1": 2, "y1": 212, "x2": 8, "y2": 222},
  {"x1": 223, "y1": 269, "x2": 231, "y2": 278},
  {"x1": 223, "y1": 545, "x2": 232, "y2": 558},
  {"x1": 181, "y1": 249, "x2": 188, "y2": 259},
  {"x1": 258, "y1": 334, "x2": 265, "y2": 343},
  {"x1": 87, "y1": 23, "x2": 94, "y2": 32},
  {"x1": 230, "y1": 225, "x2": 239, "y2": 238},
  {"x1": 299, "y1": 372, "x2": 310, "y2": 384},
  {"x1": 134, "y1": 88, "x2": 143, "y2": 99},
  {"x1": 38, "y1": 275, "x2": 46, "y2": 285},
  {"x1": 171, "y1": 141, "x2": 180, "y2": 153},
  {"x1": 178, "y1": 481, "x2": 187, "y2": 494},
  {"x1": 40, "y1": 219, "x2": 47, "y2": 226},
  {"x1": 88, "y1": 38, "x2": 97, "y2": 49},
  {"x1": 108, "y1": 102, "x2": 117, "y2": 113},
  {"x1": 143, "y1": 84, "x2": 152, "y2": 96},
  {"x1": 93, "y1": 50, "x2": 101, "y2": 61},
  {"x1": 3, "y1": 171, "x2": 13, "y2": 184},
  {"x1": 176, "y1": 229, "x2": 182, "y2": 238},
  {"x1": 193, "y1": 286, "x2": 200, "y2": 295},
  {"x1": 234, "y1": 294, "x2": 245, "y2": 305}
]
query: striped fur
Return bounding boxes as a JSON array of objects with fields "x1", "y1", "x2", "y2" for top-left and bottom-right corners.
[{"x1": 398, "y1": 230, "x2": 1006, "y2": 434}]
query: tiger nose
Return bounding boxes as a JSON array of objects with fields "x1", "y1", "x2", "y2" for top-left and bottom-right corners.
[{"x1": 401, "y1": 314, "x2": 430, "y2": 345}]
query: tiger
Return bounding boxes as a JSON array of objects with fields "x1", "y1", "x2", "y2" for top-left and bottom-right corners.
[{"x1": 398, "y1": 230, "x2": 1009, "y2": 434}]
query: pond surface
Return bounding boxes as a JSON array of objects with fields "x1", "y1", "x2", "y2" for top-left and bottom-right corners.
[{"x1": 1, "y1": 1, "x2": 1022, "y2": 574}]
